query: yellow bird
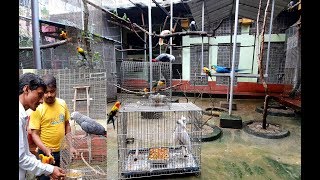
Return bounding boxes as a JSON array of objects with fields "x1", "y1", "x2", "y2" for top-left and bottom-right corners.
[
  {"x1": 203, "y1": 67, "x2": 213, "y2": 81},
  {"x1": 152, "y1": 80, "x2": 166, "y2": 92},
  {"x1": 59, "y1": 31, "x2": 67, "y2": 39},
  {"x1": 39, "y1": 154, "x2": 55, "y2": 164},
  {"x1": 107, "y1": 101, "x2": 121, "y2": 129},
  {"x1": 77, "y1": 47, "x2": 87, "y2": 60}
]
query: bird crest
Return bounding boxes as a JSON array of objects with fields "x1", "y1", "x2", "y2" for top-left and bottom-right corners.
[{"x1": 177, "y1": 115, "x2": 187, "y2": 128}]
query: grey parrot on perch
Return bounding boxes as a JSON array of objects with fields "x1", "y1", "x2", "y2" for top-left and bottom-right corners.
[{"x1": 71, "y1": 111, "x2": 107, "y2": 137}]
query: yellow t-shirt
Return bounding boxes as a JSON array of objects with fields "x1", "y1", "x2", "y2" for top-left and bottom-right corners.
[{"x1": 29, "y1": 98, "x2": 70, "y2": 152}]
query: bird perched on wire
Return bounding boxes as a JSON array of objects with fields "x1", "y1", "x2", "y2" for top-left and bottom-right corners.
[
  {"x1": 71, "y1": 111, "x2": 107, "y2": 137},
  {"x1": 142, "y1": 87, "x2": 150, "y2": 98},
  {"x1": 203, "y1": 67, "x2": 214, "y2": 81},
  {"x1": 107, "y1": 101, "x2": 121, "y2": 130},
  {"x1": 211, "y1": 65, "x2": 249, "y2": 73},
  {"x1": 122, "y1": 13, "x2": 130, "y2": 22},
  {"x1": 173, "y1": 115, "x2": 192, "y2": 157},
  {"x1": 152, "y1": 80, "x2": 166, "y2": 92},
  {"x1": 189, "y1": 20, "x2": 198, "y2": 31},
  {"x1": 77, "y1": 47, "x2": 87, "y2": 60},
  {"x1": 287, "y1": 1, "x2": 295, "y2": 11},
  {"x1": 59, "y1": 30, "x2": 68, "y2": 40},
  {"x1": 159, "y1": 30, "x2": 171, "y2": 46},
  {"x1": 153, "y1": 53, "x2": 175, "y2": 63}
]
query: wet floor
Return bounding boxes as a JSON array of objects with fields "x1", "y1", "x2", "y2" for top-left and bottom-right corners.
[{"x1": 105, "y1": 96, "x2": 301, "y2": 180}]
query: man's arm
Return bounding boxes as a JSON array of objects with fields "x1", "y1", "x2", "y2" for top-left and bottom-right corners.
[
  {"x1": 31, "y1": 129, "x2": 51, "y2": 156},
  {"x1": 19, "y1": 119, "x2": 54, "y2": 176},
  {"x1": 65, "y1": 120, "x2": 72, "y2": 135},
  {"x1": 65, "y1": 120, "x2": 78, "y2": 156}
]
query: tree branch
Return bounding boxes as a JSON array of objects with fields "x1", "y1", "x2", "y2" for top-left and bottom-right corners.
[{"x1": 19, "y1": 38, "x2": 71, "y2": 50}]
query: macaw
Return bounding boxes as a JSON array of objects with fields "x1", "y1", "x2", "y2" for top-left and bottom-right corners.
[
  {"x1": 107, "y1": 101, "x2": 121, "y2": 130},
  {"x1": 202, "y1": 67, "x2": 213, "y2": 81},
  {"x1": 77, "y1": 47, "x2": 87, "y2": 60},
  {"x1": 211, "y1": 65, "x2": 249, "y2": 73},
  {"x1": 173, "y1": 115, "x2": 192, "y2": 157},
  {"x1": 154, "y1": 53, "x2": 175, "y2": 63},
  {"x1": 71, "y1": 111, "x2": 107, "y2": 137},
  {"x1": 59, "y1": 30, "x2": 67, "y2": 40}
]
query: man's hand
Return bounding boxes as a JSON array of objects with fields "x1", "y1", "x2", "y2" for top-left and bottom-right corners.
[
  {"x1": 50, "y1": 166, "x2": 65, "y2": 179},
  {"x1": 44, "y1": 147, "x2": 52, "y2": 157}
]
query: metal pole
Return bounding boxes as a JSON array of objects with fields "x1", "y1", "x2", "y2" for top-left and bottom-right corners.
[
  {"x1": 149, "y1": 0, "x2": 153, "y2": 91},
  {"x1": 144, "y1": 33, "x2": 147, "y2": 61},
  {"x1": 266, "y1": 0, "x2": 275, "y2": 76},
  {"x1": 201, "y1": 0, "x2": 204, "y2": 71},
  {"x1": 31, "y1": 0, "x2": 41, "y2": 69},
  {"x1": 170, "y1": 0, "x2": 173, "y2": 100},
  {"x1": 227, "y1": 15, "x2": 233, "y2": 102},
  {"x1": 120, "y1": 28, "x2": 124, "y2": 60},
  {"x1": 228, "y1": 0, "x2": 240, "y2": 115},
  {"x1": 170, "y1": 0, "x2": 173, "y2": 54}
]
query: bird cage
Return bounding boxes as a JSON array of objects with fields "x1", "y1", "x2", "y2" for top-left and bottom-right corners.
[
  {"x1": 117, "y1": 103, "x2": 202, "y2": 179},
  {"x1": 119, "y1": 61, "x2": 172, "y2": 107},
  {"x1": 60, "y1": 132, "x2": 107, "y2": 179}
]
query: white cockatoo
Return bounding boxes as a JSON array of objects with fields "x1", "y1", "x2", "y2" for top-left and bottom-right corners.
[
  {"x1": 159, "y1": 30, "x2": 171, "y2": 46},
  {"x1": 173, "y1": 115, "x2": 192, "y2": 157}
]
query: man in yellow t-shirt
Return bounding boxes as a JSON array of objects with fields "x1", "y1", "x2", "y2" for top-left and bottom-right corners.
[{"x1": 29, "y1": 74, "x2": 76, "y2": 180}]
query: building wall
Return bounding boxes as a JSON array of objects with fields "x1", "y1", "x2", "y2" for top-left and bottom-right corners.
[{"x1": 182, "y1": 26, "x2": 286, "y2": 83}]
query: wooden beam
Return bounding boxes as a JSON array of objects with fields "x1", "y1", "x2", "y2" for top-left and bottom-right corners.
[{"x1": 19, "y1": 38, "x2": 71, "y2": 50}]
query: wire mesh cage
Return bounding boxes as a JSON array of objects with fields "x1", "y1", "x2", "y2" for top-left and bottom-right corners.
[
  {"x1": 119, "y1": 61, "x2": 172, "y2": 107},
  {"x1": 60, "y1": 132, "x2": 107, "y2": 179},
  {"x1": 117, "y1": 103, "x2": 202, "y2": 179},
  {"x1": 283, "y1": 24, "x2": 301, "y2": 98}
]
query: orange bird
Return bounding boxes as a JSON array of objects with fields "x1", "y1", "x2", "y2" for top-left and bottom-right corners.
[
  {"x1": 107, "y1": 101, "x2": 121, "y2": 129},
  {"x1": 59, "y1": 31, "x2": 67, "y2": 39},
  {"x1": 39, "y1": 154, "x2": 55, "y2": 164}
]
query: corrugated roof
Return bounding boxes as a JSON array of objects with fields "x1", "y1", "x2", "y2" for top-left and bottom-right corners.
[{"x1": 187, "y1": 0, "x2": 290, "y2": 30}]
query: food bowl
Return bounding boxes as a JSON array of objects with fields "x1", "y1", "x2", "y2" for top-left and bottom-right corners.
[{"x1": 66, "y1": 169, "x2": 83, "y2": 180}]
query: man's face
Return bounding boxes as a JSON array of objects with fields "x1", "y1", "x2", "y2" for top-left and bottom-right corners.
[
  {"x1": 44, "y1": 86, "x2": 56, "y2": 104},
  {"x1": 28, "y1": 87, "x2": 45, "y2": 111}
]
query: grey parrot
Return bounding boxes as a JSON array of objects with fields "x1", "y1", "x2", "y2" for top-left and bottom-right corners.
[{"x1": 71, "y1": 111, "x2": 107, "y2": 137}]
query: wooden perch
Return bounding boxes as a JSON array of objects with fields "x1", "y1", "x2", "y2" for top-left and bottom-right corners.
[
  {"x1": 19, "y1": 38, "x2": 71, "y2": 50},
  {"x1": 112, "y1": 84, "x2": 150, "y2": 95},
  {"x1": 160, "y1": 82, "x2": 184, "y2": 91},
  {"x1": 86, "y1": 0, "x2": 214, "y2": 40},
  {"x1": 112, "y1": 81, "x2": 184, "y2": 95}
]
